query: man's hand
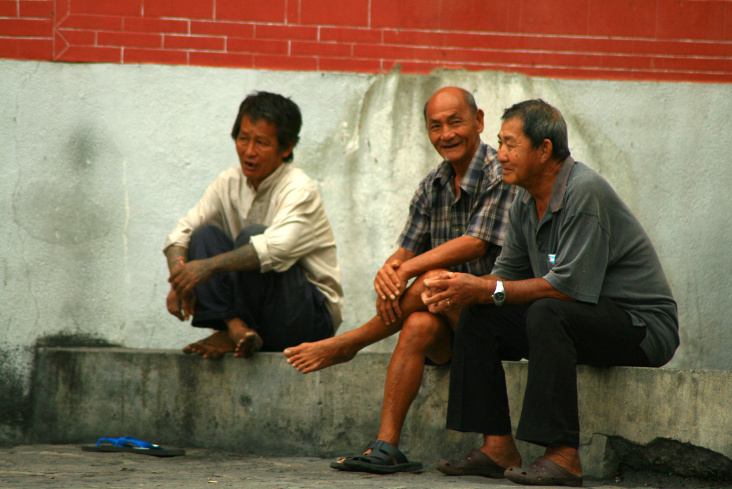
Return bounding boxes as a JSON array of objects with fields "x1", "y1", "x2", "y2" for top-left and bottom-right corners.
[
  {"x1": 169, "y1": 259, "x2": 214, "y2": 296},
  {"x1": 422, "y1": 271, "x2": 490, "y2": 313},
  {"x1": 374, "y1": 259, "x2": 403, "y2": 300},
  {"x1": 166, "y1": 287, "x2": 197, "y2": 321},
  {"x1": 374, "y1": 259, "x2": 408, "y2": 324}
]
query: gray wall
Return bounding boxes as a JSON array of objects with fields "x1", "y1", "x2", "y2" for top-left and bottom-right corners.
[{"x1": 1, "y1": 59, "x2": 730, "y2": 444}]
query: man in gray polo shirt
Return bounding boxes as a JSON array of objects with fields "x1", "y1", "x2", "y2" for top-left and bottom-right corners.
[{"x1": 422, "y1": 99, "x2": 679, "y2": 487}]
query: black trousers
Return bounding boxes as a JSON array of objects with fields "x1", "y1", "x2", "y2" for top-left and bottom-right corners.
[
  {"x1": 446, "y1": 297, "x2": 650, "y2": 449},
  {"x1": 188, "y1": 224, "x2": 332, "y2": 351}
]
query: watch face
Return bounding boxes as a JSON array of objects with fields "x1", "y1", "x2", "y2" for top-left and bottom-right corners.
[{"x1": 494, "y1": 292, "x2": 506, "y2": 302}]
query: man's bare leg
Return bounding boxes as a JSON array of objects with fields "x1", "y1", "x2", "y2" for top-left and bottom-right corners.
[
  {"x1": 226, "y1": 317, "x2": 264, "y2": 359},
  {"x1": 375, "y1": 311, "x2": 453, "y2": 447},
  {"x1": 284, "y1": 273, "x2": 435, "y2": 373},
  {"x1": 182, "y1": 330, "x2": 236, "y2": 359}
]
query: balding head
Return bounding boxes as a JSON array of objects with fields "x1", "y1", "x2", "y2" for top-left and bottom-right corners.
[
  {"x1": 423, "y1": 87, "x2": 478, "y2": 122},
  {"x1": 424, "y1": 87, "x2": 484, "y2": 169}
]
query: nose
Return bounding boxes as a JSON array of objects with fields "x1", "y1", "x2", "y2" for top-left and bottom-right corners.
[
  {"x1": 439, "y1": 125, "x2": 455, "y2": 142},
  {"x1": 243, "y1": 140, "x2": 256, "y2": 156},
  {"x1": 497, "y1": 144, "x2": 508, "y2": 163}
]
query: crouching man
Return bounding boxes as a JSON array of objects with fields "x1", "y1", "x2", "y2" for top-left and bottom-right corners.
[{"x1": 164, "y1": 91, "x2": 344, "y2": 359}]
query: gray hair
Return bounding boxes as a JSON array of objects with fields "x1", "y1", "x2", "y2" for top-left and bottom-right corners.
[{"x1": 501, "y1": 99, "x2": 570, "y2": 161}]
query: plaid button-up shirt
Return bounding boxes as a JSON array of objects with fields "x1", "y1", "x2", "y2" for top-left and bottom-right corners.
[{"x1": 397, "y1": 142, "x2": 516, "y2": 276}]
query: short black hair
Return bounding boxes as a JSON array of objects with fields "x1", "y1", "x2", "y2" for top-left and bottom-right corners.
[
  {"x1": 231, "y1": 91, "x2": 302, "y2": 163},
  {"x1": 501, "y1": 99, "x2": 571, "y2": 161},
  {"x1": 423, "y1": 88, "x2": 478, "y2": 122}
]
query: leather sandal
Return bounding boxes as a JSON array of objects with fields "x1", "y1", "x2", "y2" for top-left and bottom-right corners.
[
  {"x1": 331, "y1": 440, "x2": 422, "y2": 474},
  {"x1": 436, "y1": 448, "x2": 507, "y2": 478}
]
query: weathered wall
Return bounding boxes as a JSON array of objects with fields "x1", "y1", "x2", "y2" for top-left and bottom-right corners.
[{"x1": 1, "y1": 59, "x2": 730, "y2": 444}]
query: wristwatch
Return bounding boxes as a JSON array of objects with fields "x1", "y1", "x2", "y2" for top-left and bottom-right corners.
[{"x1": 492, "y1": 280, "x2": 506, "y2": 306}]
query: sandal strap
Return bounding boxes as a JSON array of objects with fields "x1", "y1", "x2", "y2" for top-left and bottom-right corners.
[
  {"x1": 347, "y1": 440, "x2": 408, "y2": 467},
  {"x1": 96, "y1": 437, "x2": 159, "y2": 449},
  {"x1": 370, "y1": 440, "x2": 409, "y2": 465}
]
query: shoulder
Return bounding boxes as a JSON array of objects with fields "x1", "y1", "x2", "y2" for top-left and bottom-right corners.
[
  {"x1": 205, "y1": 166, "x2": 244, "y2": 192},
  {"x1": 479, "y1": 143, "x2": 506, "y2": 184},
  {"x1": 217, "y1": 166, "x2": 244, "y2": 181},
  {"x1": 275, "y1": 165, "x2": 321, "y2": 200},
  {"x1": 412, "y1": 163, "x2": 446, "y2": 199},
  {"x1": 565, "y1": 161, "x2": 621, "y2": 213}
]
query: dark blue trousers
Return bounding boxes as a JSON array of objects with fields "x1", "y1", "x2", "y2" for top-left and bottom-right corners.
[
  {"x1": 188, "y1": 224, "x2": 332, "y2": 351},
  {"x1": 446, "y1": 297, "x2": 650, "y2": 449}
]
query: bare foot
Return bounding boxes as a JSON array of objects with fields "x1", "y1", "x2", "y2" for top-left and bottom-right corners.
[
  {"x1": 283, "y1": 336, "x2": 356, "y2": 373},
  {"x1": 182, "y1": 331, "x2": 236, "y2": 359},
  {"x1": 234, "y1": 331, "x2": 264, "y2": 358}
]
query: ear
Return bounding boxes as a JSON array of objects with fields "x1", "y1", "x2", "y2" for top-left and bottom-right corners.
[
  {"x1": 475, "y1": 109, "x2": 485, "y2": 133},
  {"x1": 540, "y1": 139, "x2": 553, "y2": 163},
  {"x1": 281, "y1": 142, "x2": 295, "y2": 161}
]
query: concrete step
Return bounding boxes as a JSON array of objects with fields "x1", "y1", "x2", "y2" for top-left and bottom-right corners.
[{"x1": 32, "y1": 347, "x2": 732, "y2": 480}]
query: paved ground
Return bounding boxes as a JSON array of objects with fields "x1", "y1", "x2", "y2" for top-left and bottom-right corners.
[{"x1": 0, "y1": 445, "x2": 727, "y2": 489}]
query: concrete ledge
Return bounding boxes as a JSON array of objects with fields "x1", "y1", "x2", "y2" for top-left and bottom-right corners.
[{"x1": 32, "y1": 347, "x2": 732, "y2": 479}]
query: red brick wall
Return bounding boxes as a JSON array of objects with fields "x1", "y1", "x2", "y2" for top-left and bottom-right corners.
[{"x1": 2, "y1": 0, "x2": 731, "y2": 83}]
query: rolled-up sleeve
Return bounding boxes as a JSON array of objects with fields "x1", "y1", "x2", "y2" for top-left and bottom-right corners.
[{"x1": 163, "y1": 181, "x2": 226, "y2": 252}]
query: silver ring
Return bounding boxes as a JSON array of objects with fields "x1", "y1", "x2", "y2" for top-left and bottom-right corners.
[{"x1": 446, "y1": 299, "x2": 451, "y2": 307}]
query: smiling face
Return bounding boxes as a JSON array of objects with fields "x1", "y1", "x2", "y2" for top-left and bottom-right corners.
[
  {"x1": 236, "y1": 115, "x2": 293, "y2": 190},
  {"x1": 425, "y1": 88, "x2": 484, "y2": 169},
  {"x1": 496, "y1": 117, "x2": 544, "y2": 191}
]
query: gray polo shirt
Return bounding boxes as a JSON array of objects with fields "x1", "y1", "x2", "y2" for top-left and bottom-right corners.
[{"x1": 492, "y1": 157, "x2": 679, "y2": 367}]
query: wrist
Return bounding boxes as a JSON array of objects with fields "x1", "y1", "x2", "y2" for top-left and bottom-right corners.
[{"x1": 492, "y1": 280, "x2": 506, "y2": 306}]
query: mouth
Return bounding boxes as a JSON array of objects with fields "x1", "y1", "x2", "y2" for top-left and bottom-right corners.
[
  {"x1": 441, "y1": 142, "x2": 461, "y2": 151},
  {"x1": 241, "y1": 161, "x2": 257, "y2": 171}
]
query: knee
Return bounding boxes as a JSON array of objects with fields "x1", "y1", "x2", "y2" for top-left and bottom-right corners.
[
  {"x1": 525, "y1": 298, "x2": 568, "y2": 342},
  {"x1": 235, "y1": 224, "x2": 268, "y2": 247},
  {"x1": 191, "y1": 224, "x2": 225, "y2": 246},
  {"x1": 408, "y1": 268, "x2": 450, "y2": 296},
  {"x1": 397, "y1": 312, "x2": 444, "y2": 350}
]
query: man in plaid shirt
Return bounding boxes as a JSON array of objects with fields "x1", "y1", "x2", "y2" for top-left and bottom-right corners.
[{"x1": 285, "y1": 87, "x2": 516, "y2": 474}]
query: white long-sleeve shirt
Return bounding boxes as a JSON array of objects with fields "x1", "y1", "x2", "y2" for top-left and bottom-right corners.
[{"x1": 164, "y1": 163, "x2": 344, "y2": 330}]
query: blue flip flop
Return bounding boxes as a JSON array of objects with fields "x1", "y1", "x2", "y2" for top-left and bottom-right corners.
[{"x1": 82, "y1": 437, "x2": 185, "y2": 457}]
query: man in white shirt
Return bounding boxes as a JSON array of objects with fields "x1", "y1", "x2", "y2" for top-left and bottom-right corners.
[{"x1": 164, "y1": 91, "x2": 344, "y2": 359}]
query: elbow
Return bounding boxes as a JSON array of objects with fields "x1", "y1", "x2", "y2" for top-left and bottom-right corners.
[{"x1": 472, "y1": 238, "x2": 490, "y2": 259}]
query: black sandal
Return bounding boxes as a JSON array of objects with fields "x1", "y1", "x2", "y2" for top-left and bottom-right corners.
[{"x1": 331, "y1": 440, "x2": 422, "y2": 474}]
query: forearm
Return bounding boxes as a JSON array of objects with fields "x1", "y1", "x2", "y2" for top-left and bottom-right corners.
[
  {"x1": 205, "y1": 243, "x2": 261, "y2": 274},
  {"x1": 479, "y1": 276, "x2": 574, "y2": 305},
  {"x1": 165, "y1": 246, "x2": 188, "y2": 273},
  {"x1": 400, "y1": 236, "x2": 488, "y2": 280}
]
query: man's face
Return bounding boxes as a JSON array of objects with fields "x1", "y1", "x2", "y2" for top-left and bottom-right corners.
[
  {"x1": 236, "y1": 115, "x2": 292, "y2": 190},
  {"x1": 497, "y1": 117, "x2": 543, "y2": 190},
  {"x1": 425, "y1": 90, "x2": 484, "y2": 168}
]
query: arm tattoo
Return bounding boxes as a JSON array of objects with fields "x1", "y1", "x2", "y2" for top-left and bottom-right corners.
[
  {"x1": 165, "y1": 246, "x2": 188, "y2": 273},
  {"x1": 209, "y1": 243, "x2": 260, "y2": 273}
]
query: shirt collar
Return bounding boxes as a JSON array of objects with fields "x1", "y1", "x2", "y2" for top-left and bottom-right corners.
[
  {"x1": 435, "y1": 141, "x2": 487, "y2": 195},
  {"x1": 521, "y1": 155, "x2": 575, "y2": 213},
  {"x1": 246, "y1": 162, "x2": 289, "y2": 193}
]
